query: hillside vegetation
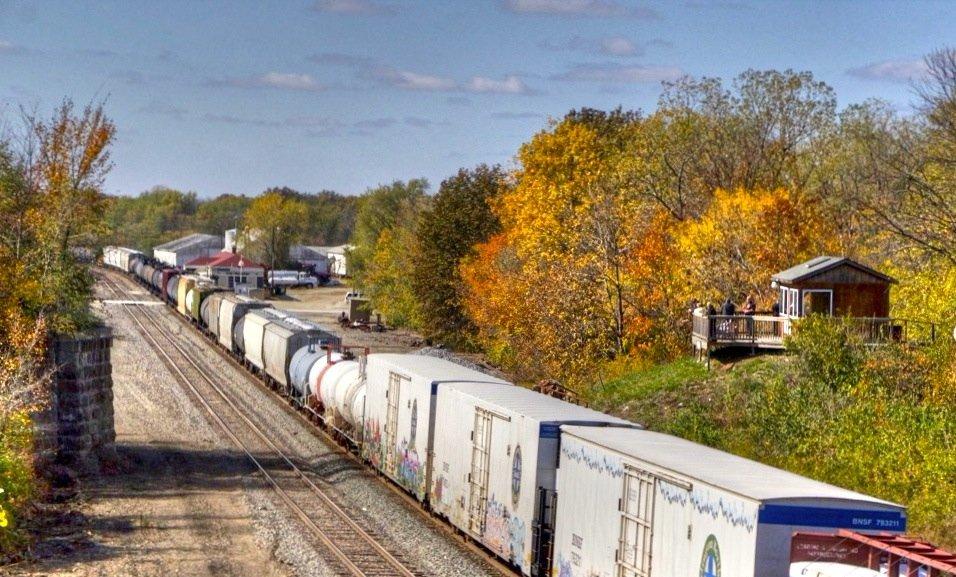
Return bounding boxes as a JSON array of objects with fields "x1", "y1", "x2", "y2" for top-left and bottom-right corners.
[{"x1": 589, "y1": 318, "x2": 955, "y2": 548}]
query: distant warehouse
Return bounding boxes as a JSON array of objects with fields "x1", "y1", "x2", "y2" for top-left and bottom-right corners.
[{"x1": 153, "y1": 233, "x2": 223, "y2": 268}]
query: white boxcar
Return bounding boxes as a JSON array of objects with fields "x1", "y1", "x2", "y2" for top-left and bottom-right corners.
[
  {"x1": 361, "y1": 354, "x2": 511, "y2": 503},
  {"x1": 217, "y1": 295, "x2": 270, "y2": 353},
  {"x1": 241, "y1": 308, "x2": 290, "y2": 371},
  {"x1": 551, "y1": 426, "x2": 906, "y2": 577},
  {"x1": 430, "y1": 383, "x2": 636, "y2": 576}
]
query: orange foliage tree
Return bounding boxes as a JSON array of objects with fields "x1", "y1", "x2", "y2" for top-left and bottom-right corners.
[{"x1": 677, "y1": 187, "x2": 836, "y2": 307}]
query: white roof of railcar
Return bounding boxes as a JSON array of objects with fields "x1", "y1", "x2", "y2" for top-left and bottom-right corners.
[
  {"x1": 447, "y1": 382, "x2": 637, "y2": 427},
  {"x1": 562, "y1": 426, "x2": 901, "y2": 507},
  {"x1": 371, "y1": 353, "x2": 511, "y2": 385}
]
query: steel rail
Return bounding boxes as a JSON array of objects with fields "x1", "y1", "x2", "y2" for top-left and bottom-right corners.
[{"x1": 98, "y1": 271, "x2": 420, "y2": 577}]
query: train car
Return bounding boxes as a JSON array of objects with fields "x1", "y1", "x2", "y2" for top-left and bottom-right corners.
[
  {"x1": 430, "y1": 383, "x2": 636, "y2": 576},
  {"x1": 360, "y1": 354, "x2": 512, "y2": 503},
  {"x1": 164, "y1": 273, "x2": 181, "y2": 304},
  {"x1": 550, "y1": 426, "x2": 906, "y2": 577},
  {"x1": 141, "y1": 264, "x2": 155, "y2": 287},
  {"x1": 184, "y1": 281, "x2": 217, "y2": 324},
  {"x1": 241, "y1": 308, "x2": 291, "y2": 372},
  {"x1": 262, "y1": 316, "x2": 336, "y2": 391},
  {"x1": 289, "y1": 347, "x2": 342, "y2": 406},
  {"x1": 150, "y1": 267, "x2": 165, "y2": 293},
  {"x1": 317, "y1": 357, "x2": 362, "y2": 436},
  {"x1": 201, "y1": 292, "x2": 226, "y2": 336},
  {"x1": 176, "y1": 275, "x2": 196, "y2": 317},
  {"x1": 217, "y1": 295, "x2": 271, "y2": 354}
]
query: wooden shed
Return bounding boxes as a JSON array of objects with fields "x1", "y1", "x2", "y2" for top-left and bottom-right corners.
[{"x1": 771, "y1": 256, "x2": 895, "y2": 318}]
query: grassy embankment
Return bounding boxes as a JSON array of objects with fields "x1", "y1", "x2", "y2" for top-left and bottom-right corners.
[{"x1": 588, "y1": 318, "x2": 956, "y2": 550}]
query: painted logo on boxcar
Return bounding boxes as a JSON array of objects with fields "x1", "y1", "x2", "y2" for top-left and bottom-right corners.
[
  {"x1": 511, "y1": 444, "x2": 522, "y2": 507},
  {"x1": 699, "y1": 534, "x2": 721, "y2": 577}
]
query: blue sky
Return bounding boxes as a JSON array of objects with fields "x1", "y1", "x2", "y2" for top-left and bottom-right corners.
[{"x1": 1, "y1": 0, "x2": 953, "y2": 198}]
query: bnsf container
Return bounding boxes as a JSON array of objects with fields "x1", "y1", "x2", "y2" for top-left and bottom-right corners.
[
  {"x1": 361, "y1": 354, "x2": 512, "y2": 503},
  {"x1": 241, "y1": 308, "x2": 290, "y2": 371},
  {"x1": 430, "y1": 384, "x2": 635, "y2": 576},
  {"x1": 218, "y1": 295, "x2": 271, "y2": 353},
  {"x1": 551, "y1": 427, "x2": 906, "y2": 577}
]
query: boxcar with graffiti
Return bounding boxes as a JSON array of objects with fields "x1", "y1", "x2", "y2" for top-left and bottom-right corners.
[
  {"x1": 361, "y1": 354, "x2": 511, "y2": 501},
  {"x1": 551, "y1": 426, "x2": 906, "y2": 577},
  {"x1": 430, "y1": 383, "x2": 635, "y2": 577}
]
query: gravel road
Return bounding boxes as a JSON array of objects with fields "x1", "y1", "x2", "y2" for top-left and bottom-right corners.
[{"x1": 14, "y1": 275, "x2": 504, "y2": 577}]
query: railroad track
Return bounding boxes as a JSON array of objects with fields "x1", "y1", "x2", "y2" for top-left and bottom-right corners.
[{"x1": 97, "y1": 271, "x2": 425, "y2": 577}]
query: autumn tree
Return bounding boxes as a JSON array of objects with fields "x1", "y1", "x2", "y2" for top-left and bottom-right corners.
[
  {"x1": 677, "y1": 188, "x2": 835, "y2": 305},
  {"x1": 412, "y1": 165, "x2": 505, "y2": 345},
  {"x1": 240, "y1": 191, "x2": 308, "y2": 270}
]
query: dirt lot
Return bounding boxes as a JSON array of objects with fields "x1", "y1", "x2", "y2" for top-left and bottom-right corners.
[{"x1": 269, "y1": 285, "x2": 426, "y2": 353}]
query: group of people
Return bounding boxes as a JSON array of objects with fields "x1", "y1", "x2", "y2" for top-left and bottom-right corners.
[{"x1": 691, "y1": 294, "x2": 759, "y2": 317}]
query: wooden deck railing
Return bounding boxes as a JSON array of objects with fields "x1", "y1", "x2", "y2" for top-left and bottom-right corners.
[{"x1": 691, "y1": 313, "x2": 937, "y2": 351}]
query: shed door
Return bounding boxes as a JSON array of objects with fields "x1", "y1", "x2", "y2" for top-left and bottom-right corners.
[
  {"x1": 383, "y1": 372, "x2": 405, "y2": 474},
  {"x1": 617, "y1": 466, "x2": 655, "y2": 577},
  {"x1": 467, "y1": 408, "x2": 494, "y2": 536}
]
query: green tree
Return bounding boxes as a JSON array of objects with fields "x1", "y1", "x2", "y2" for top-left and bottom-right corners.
[
  {"x1": 240, "y1": 191, "x2": 308, "y2": 270},
  {"x1": 105, "y1": 186, "x2": 199, "y2": 251},
  {"x1": 412, "y1": 165, "x2": 504, "y2": 345},
  {"x1": 349, "y1": 179, "x2": 429, "y2": 285},
  {"x1": 192, "y1": 193, "x2": 250, "y2": 236}
]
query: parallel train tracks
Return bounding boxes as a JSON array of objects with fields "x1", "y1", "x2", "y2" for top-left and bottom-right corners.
[{"x1": 97, "y1": 270, "x2": 425, "y2": 577}]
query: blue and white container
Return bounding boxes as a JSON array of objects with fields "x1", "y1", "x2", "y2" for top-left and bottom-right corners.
[{"x1": 550, "y1": 426, "x2": 906, "y2": 577}]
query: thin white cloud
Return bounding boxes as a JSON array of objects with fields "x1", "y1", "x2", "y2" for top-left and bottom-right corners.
[
  {"x1": 259, "y1": 72, "x2": 325, "y2": 91},
  {"x1": 553, "y1": 62, "x2": 683, "y2": 83},
  {"x1": 404, "y1": 116, "x2": 450, "y2": 129},
  {"x1": 308, "y1": 52, "x2": 376, "y2": 67},
  {"x1": 139, "y1": 102, "x2": 189, "y2": 120},
  {"x1": 502, "y1": 0, "x2": 657, "y2": 18},
  {"x1": 539, "y1": 35, "x2": 669, "y2": 57},
  {"x1": 0, "y1": 40, "x2": 29, "y2": 55},
  {"x1": 312, "y1": 0, "x2": 395, "y2": 15},
  {"x1": 847, "y1": 58, "x2": 928, "y2": 83},
  {"x1": 601, "y1": 37, "x2": 637, "y2": 56},
  {"x1": 466, "y1": 75, "x2": 534, "y2": 94},
  {"x1": 491, "y1": 111, "x2": 545, "y2": 119},
  {"x1": 373, "y1": 67, "x2": 458, "y2": 91},
  {"x1": 203, "y1": 113, "x2": 282, "y2": 128},
  {"x1": 213, "y1": 72, "x2": 326, "y2": 92}
]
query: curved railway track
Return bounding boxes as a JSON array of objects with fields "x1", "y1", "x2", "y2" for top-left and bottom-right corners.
[{"x1": 98, "y1": 271, "x2": 425, "y2": 577}]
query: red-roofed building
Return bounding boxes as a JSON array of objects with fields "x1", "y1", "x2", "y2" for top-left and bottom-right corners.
[{"x1": 185, "y1": 251, "x2": 267, "y2": 290}]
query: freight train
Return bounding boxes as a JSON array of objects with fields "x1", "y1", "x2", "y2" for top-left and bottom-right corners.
[{"x1": 102, "y1": 246, "x2": 907, "y2": 577}]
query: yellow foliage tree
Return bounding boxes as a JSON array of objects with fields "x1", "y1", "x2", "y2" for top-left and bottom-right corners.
[{"x1": 677, "y1": 188, "x2": 837, "y2": 307}]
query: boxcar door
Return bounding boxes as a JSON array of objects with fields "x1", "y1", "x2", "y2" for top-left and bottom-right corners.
[
  {"x1": 467, "y1": 408, "x2": 494, "y2": 536},
  {"x1": 616, "y1": 466, "x2": 655, "y2": 577},
  {"x1": 383, "y1": 371, "x2": 405, "y2": 475}
]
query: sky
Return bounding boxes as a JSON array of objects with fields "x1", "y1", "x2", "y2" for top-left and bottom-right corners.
[{"x1": 1, "y1": 0, "x2": 953, "y2": 198}]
